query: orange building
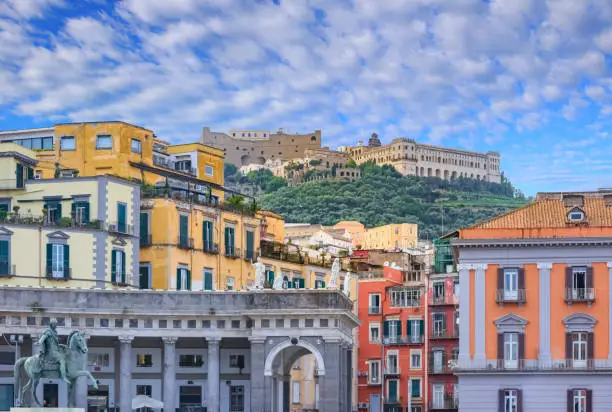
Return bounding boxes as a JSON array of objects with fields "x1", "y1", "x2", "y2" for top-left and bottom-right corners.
[
  {"x1": 453, "y1": 190, "x2": 612, "y2": 411},
  {"x1": 357, "y1": 265, "x2": 427, "y2": 412}
]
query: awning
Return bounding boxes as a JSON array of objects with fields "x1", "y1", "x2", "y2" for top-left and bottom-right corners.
[{"x1": 132, "y1": 395, "x2": 164, "y2": 410}]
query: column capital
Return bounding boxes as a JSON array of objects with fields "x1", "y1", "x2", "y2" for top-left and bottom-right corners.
[
  {"x1": 457, "y1": 263, "x2": 473, "y2": 271},
  {"x1": 537, "y1": 262, "x2": 553, "y2": 270},
  {"x1": 118, "y1": 335, "x2": 134, "y2": 344},
  {"x1": 162, "y1": 336, "x2": 178, "y2": 345},
  {"x1": 248, "y1": 337, "x2": 266, "y2": 344},
  {"x1": 206, "y1": 337, "x2": 222, "y2": 344},
  {"x1": 474, "y1": 263, "x2": 488, "y2": 271}
]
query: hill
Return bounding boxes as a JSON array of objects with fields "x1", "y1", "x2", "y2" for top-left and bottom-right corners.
[{"x1": 256, "y1": 162, "x2": 528, "y2": 239}]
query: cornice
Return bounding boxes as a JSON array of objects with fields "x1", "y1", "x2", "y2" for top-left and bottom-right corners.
[{"x1": 453, "y1": 237, "x2": 612, "y2": 249}]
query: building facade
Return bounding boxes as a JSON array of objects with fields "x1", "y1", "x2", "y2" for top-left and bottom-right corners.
[
  {"x1": 0, "y1": 288, "x2": 357, "y2": 412},
  {"x1": 453, "y1": 190, "x2": 612, "y2": 411},
  {"x1": 200, "y1": 127, "x2": 322, "y2": 167},
  {"x1": 363, "y1": 224, "x2": 419, "y2": 251},
  {"x1": 357, "y1": 265, "x2": 427, "y2": 412},
  {"x1": 340, "y1": 136, "x2": 501, "y2": 183}
]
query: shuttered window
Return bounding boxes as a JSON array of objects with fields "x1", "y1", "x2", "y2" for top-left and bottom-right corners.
[
  {"x1": 0, "y1": 240, "x2": 9, "y2": 276},
  {"x1": 111, "y1": 250, "x2": 126, "y2": 284},
  {"x1": 117, "y1": 203, "x2": 127, "y2": 233}
]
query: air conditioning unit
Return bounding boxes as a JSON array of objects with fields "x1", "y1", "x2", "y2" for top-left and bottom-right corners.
[{"x1": 358, "y1": 402, "x2": 369, "y2": 409}]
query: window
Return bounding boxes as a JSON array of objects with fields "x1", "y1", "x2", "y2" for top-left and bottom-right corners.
[
  {"x1": 226, "y1": 277, "x2": 235, "y2": 290},
  {"x1": 292, "y1": 381, "x2": 300, "y2": 403},
  {"x1": 368, "y1": 360, "x2": 381, "y2": 383},
  {"x1": 433, "y1": 384, "x2": 444, "y2": 408},
  {"x1": 0, "y1": 240, "x2": 9, "y2": 276},
  {"x1": 96, "y1": 135, "x2": 112, "y2": 149},
  {"x1": 0, "y1": 351, "x2": 15, "y2": 365},
  {"x1": 408, "y1": 319, "x2": 424, "y2": 340},
  {"x1": 203, "y1": 220, "x2": 214, "y2": 252},
  {"x1": 569, "y1": 209, "x2": 585, "y2": 222},
  {"x1": 205, "y1": 165, "x2": 214, "y2": 176},
  {"x1": 572, "y1": 267, "x2": 587, "y2": 298},
  {"x1": 572, "y1": 389, "x2": 588, "y2": 412},
  {"x1": 60, "y1": 136, "x2": 75, "y2": 151},
  {"x1": 454, "y1": 280, "x2": 460, "y2": 297},
  {"x1": 136, "y1": 354, "x2": 153, "y2": 367},
  {"x1": 386, "y1": 352, "x2": 399, "y2": 374},
  {"x1": 410, "y1": 350, "x2": 421, "y2": 369},
  {"x1": 229, "y1": 355, "x2": 245, "y2": 369},
  {"x1": 117, "y1": 203, "x2": 127, "y2": 233},
  {"x1": 175, "y1": 160, "x2": 192, "y2": 172},
  {"x1": 179, "y1": 215, "x2": 189, "y2": 247},
  {"x1": 72, "y1": 201, "x2": 89, "y2": 225},
  {"x1": 204, "y1": 269, "x2": 214, "y2": 291},
  {"x1": 230, "y1": 386, "x2": 245, "y2": 411},
  {"x1": 387, "y1": 379, "x2": 398, "y2": 402},
  {"x1": 504, "y1": 268, "x2": 518, "y2": 300},
  {"x1": 503, "y1": 389, "x2": 518, "y2": 412},
  {"x1": 433, "y1": 282, "x2": 444, "y2": 298},
  {"x1": 390, "y1": 287, "x2": 423, "y2": 307},
  {"x1": 131, "y1": 138, "x2": 142, "y2": 154},
  {"x1": 245, "y1": 230, "x2": 254, "y2": 260},
  {"x1": 224, "y1": 226, "x2": 235, "y2": 257},
  {"x1": 139, "y1": 264, "x2": 150, "y2": 290},
  {"x1": 111, "y1": 250, "x2": 126, "y2": 284},
  {"x1": 504, "y1": 332, "x2": 519, "y2": 369},
  {"x1": 88, "y1": 353, "x2": 110, "y2": 371},
  {"x1": 369, "y1": 293, "x2": 381, "y2": 313},
  {"x1": 432, "y1": 313, "x2": 446, "y2": 336},
  {"x1": 179, "y1": 354, "x2": 204, "y2": 367},
  {"x1": 369, "y1": 323, "x2": 380, "y2": 343},
  {"x1": 572, "y1": 332, "x2": 588, "y2": 367},
  {"x1": 176, "y1": 267, "x2": 191, "y2": 291},
  {"x1": 410, "y1": 378, "x2": 421, "y2": 398},
  {"x1": 432, "y1": 350, "x2": 444, "y2": 373},
  {"x1": 47, "y1": 243, "x2": 69, "y2": 279}
]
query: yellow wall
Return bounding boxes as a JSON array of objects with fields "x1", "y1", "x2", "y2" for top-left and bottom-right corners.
[
  {"x1": 167, "y1": 143, "x2": 225, "y2": 186},
  {"x1": 259, "y1": 211, "x2": 285, "y2": 241},
  {"x1": 333, "y1": 221, "x2": 366, "y2": 248},
  {"x1": 364, "y1": 223, "x2": 419, "y2": 249}
]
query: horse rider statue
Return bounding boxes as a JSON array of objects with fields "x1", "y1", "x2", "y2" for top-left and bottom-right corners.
[{"x1": 38, "y1": 318, "x2": 70, "y2": 384}]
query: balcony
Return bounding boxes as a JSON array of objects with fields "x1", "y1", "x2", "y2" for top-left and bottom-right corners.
[
  {"x1": 140, "y1": 235, "x2": 152, "y2": 247},
  {"x1": 243, "y1": 249, "x2": 258, "y2": 262},
  {"x1": 203, "y1": 243, "x2": 219, "y2": 255},
  {"x1": 564, "y1": 288, "x2": 595, "y2": 304},
  {"x1": 430, "y1": 329, "x2": 458, "y2": 339},
  {"x1": 152, "y1": 156, "x2": 197, "y2": 176},
  {"x1": 46, "y1": 267, "x2": 71, "y2": 280},
  {"x1": 383, "y1": 335, "x2": 424, "y2": 345},
  {"x1": 367, "y1": 376, "x2": 382, "y2": 385},
  {"x1": 0, "y1": 213, "x2": 104, "y2": 230},
  {"x1": 106, "y1": 222, "x2": 134, "y2": 235},
  {"x1": 495, "y1": 289, "x2": 527, "y2": 304},
  {"x1": 384, "y1": 366, "x2": 401, "y2": 376},
  {"x1": 178, "y1": 237, "x2": 194, "y2": 250},
  {"x1": 429, "y1": 398, "x2": 459, "y2": 410},
  {"x1": 224, "y1": 247, "x2": 241, "y2": 259},
  {"x1": 455, "y1": 358, "x2": 610, "y2": 372},
  {"x1": 429, "y1": 353, "x2": 456, "y2": 374},
  {"x1": 0, "y1": 261, "x2": 15, "y2": 277},
  {"x1": 429, "y1": 294, "x2": 459, "y2": 306},
  {"x1": 368, "y1": 306, "x2": 381, "y2": 315}
]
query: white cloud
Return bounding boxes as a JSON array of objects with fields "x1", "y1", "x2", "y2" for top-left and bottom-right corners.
[{"x1": 0, "y1": 0, "x2": 64, "y2": 19}]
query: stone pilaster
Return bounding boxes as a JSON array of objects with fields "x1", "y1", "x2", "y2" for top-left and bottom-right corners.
[
  {"x1": 474, "y1": 263, "x2": 488, "y2": 363},
  {"x1": 249, "y1": 337, "x2": 266, "y2": 412},
  {"x1": 119, "y1": 336, "x2": 134, "y2": 412},
  {"x1": 162, "y1": 337, "x2": 178, "y2": 412},
  {"x1": 319, "y1": 339, "x2": 341, "y2": 412},
  {"x1": 207, "y1": 338, "x2": 221, "y2": 412},
  {"x1": 538, "y1": 263, "x2": 553, "y2": 365},
  {"x1": 457, "y1": 264, "x2": 471, "y2": 365}
]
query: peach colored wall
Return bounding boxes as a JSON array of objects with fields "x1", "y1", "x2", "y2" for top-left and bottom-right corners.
[{"x1": 485, "y1": 264, "x2": 540, "y2": 359}]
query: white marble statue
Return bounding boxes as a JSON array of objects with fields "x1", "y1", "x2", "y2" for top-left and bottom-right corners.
[
  {"x1": 327, "y1": 258, "x2": 341, "y2": 289},
  {"x1": 252, "y1": 257, "x2": 265, "y2": 289},
  {"x1": 272, "y1": 273, "x2": 284, "y2": 290},
  {"x1": 343, "y1": 271, "x2": 352, "y2": 297}
]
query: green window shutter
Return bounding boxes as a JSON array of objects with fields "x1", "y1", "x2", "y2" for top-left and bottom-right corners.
[
  {"x1": 286, "y1": 278, "x2": 293, "y2": 288},
  {"x1": 46, "y1": 244, "x2": 52, "y2": 276},
  {"x1": 299, "y1": 278, "x2": 305, "y2": 288},
  {"x1": 204, "y1": 271, "x2": 213, "y2": 291},
  {"x1": 176, "y1": 268, "x2": 181, "y2": 290},
  {"x1": 71, "y1": 202, "x2": 76, "y2": 219},
  {"x1": 396, "y1": 320, "x2": 402, "y2": 337},
  {"x1": 121, "y1": 251, "x2": 126, "y2": 284},
  {"x1": 267, "y1": 270, "x2": 274, "y2": 283},
  {"x1": 63, "y1": 244, "x2": 69, "y2": 279},
  {"x1": 246, "y1": 231, "x2": 254, "y2": 259},
  {"x1": 224, "y1": 227, "x2": 230, "y2": 254},
  {"x1": 0, "y1": 240, "x2": 8, "y2": 275},
  {"x1": 83, "y1": 202, "x2": 90, "y2": 223},
  {"x1": 186, "y1": 270, "x2": 192, "y2": 291},
  {"x1": 411, "y1": 380, "x2": 420, "y2": 397},
  {"x1": 139, "y1": 266, "x2": 149, "y2": 289},
  {"x1": 111, "y1": 250, "x2": 117, "y2": 283},
  {"x1": 15, "y1": 164, "x2": 23, "y2": 188},
  {"x1": 321, "y1": 281, "x2": 325, "y2": 288},
  {"x1": 56, "y1": 202, "x2": 62, "y2": 220},
  {"x1": 140, "y1": 213, "x2": 148, "y2": 238},
  {"x1": 230, "y1": 227, "x2": 235, "y2": 253},
  {"x1": 388, "y1": 380, "x2": 397, "y2": 400},
  {"x1": 117, "y1": 203, "x2": 126, "y2": 232},
  {"x1": 419, "y1": 320, "x2": 424, "y2": 336},
  {"x1": 179, "y1": 215, "x2": 188, "y2": 241},
  {"x1": 383, "y1": 321, "x2": 390, "y2": 338},
  {"x1": 27, "y1": 167, "x2": 34, "y2": 180}
]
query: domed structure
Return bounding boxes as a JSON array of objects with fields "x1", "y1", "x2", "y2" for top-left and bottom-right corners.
[{"x1": 368, "y1": 132, "x2": 382, "y2": 147}]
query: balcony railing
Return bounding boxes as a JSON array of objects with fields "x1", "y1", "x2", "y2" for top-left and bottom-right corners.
[
  {"x1": 429, "y1": 353, "x2": 456, "y2": 374},
  {"x1": 455, "y1": 358, "x2": 609, "y2": 372},
  {"x1": 0, "y1": 262, "x2": 15, "y2": 277},
  {"x1": 243, "y1": 249, "x2": 258, "y2": 262},
  {"x1": 45, "y1": 267, "x2": 72, "y2": 280},
  {"x1": 383, "y1": 335, "x2": 424, "y2": 345},
  {"x1": 140, "y1": 235, "x2": 152, "y2": 247},
  {"x1": 429, "y1": 294, "x2": 459, "y2": 305},
  {"x1": 152, "y1": 156, "x2": 197, "y2": 176},
  {"x1": 0, "y1": 213, "x2": 104, "y2": 230},
  {"x1": 384, "y1": 366, "x2": 401, "y2": 375},
  {"x1": 224, "y1": 247, "x2": 241, "y2": 259},
  {"x1": 368, "y1": 306, "x2": 381, "y2": 315},
  {"x1": 430, "y1": 329, "x2": 458, "y2": 339},
  {"x1": 367, "y1": 376, "x2": 382, "y2": 385},
  {"x1": 429, "y1": 398, "x2": 459, "y2": 410},
  {"x1": 178, "y1": 237, "x2": 194, "y2": 250},
  {"x1": 203, "y1": 243, "x2": 219, "y2": 254},
  {"x1": 564, "y1": 288, "x2": 595, "y2": 303},
  {"x1": 495, "y1": 289, "x2": 527, "y2": 303}
]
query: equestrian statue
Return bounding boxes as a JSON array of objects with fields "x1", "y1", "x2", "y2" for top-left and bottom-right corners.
[{"x1": 14, "y1": 318, "x2": 98, "y2": 407}]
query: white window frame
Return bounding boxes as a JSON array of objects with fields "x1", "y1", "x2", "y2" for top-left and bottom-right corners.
[
  {"x1": 369, "y1": 293, "x2": 380, "y2": 310},
  {"x1": 51, "y1": 243, "x2": 64, "y2": 278},
  {"x1": 573, "y1": 389, "x2": 587, "y2": 412},
  {"x1": 132, "y1": 348, "x2": 162, "y2": 373},
  {"x1": 131, "y1": 138, "x2": 142, "y2": 154},
  {"x1": 410, "y1": 349, "x2": 421, "y2": 370},
  {"x1": 572, "y1": 268, "x2": 587, "y2": 299},
  {"x1": 504, "y1": 268, "x2": 518, "y2": 300},
  {"x1": 572, "y1": 332, "x2": 587, "y2": 368},
  {"x1": 176, "y1": 349, "x2": 207, "y2": 373},
  {"x1": 292, "y1": 381, "x2": 300, "y2": 404},
  {"x1": 177, "y1": 267, "x2": 189, "y2": 291},
  {"x1": 226, "y1": 276, "x2": 235, "y2": 291},
  {"x1": 409, "y1": 319, "x2": 421, "y2": 339},
  {"x1": 504, "y1": 332, "x2": 519, "y2": 369},
  {"x1": 369, "y1": 322, "x2": 380, "y2": 343},
  {"x1": 114, "y1": 250, "x2": 124, "y2": 283},
  {"x1": 433, "y1": 313, "x2": 445, "y2": 335},
  {"x1": 410, "y1": 377, "x2": 421, "y2": 398},
  {"x1": 432, "y1": 384, "x2": 444, "y2": 408},
  {"x1": 504, "y1": 389, "x2": 518, "y2": 412},
  {"x1": 368, "y1": 360, "x2": 381, "y2": 384},
  {"x1": 386, "y1": 351, "x2": 399, "y2": 374},
  {"x1": 205, "y1": 165, "x2": 214, "y2": 176},
  {"x1": 433, "y1": 350, "x2": 444, "y2": 373}
]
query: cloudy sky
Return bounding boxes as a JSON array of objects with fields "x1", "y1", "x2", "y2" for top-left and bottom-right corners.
[{"x1": 1, "y1": 0, "x2": 612, "y2": 194}]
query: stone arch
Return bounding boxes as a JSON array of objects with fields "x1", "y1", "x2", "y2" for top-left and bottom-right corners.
[
  {"x1": 240, "y1": 154, "x2": 252, "y2": 166},
  {"x1": 264, "y1": 338, "x2": 326, "y2": 376}
]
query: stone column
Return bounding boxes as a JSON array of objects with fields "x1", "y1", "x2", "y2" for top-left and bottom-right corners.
[
  {"x1": 207, "y1": 338, "x2": 221, "y2": 412},
  {"x1": 319, "y1": 339, "x2": 341, "y2": 412},
  {"x1": 474, "y1": 264, "x2": 487, "y2": 364},
  {"x1": 457, "y1": 264, "x2": 471, "y2": 366},
  {"x1": 76, "y1": 334, "x2": 90, "y2": 409},
  {"x1": 538, "y1": 263, "x2": 553, "y2": 365},
  {"x1": 119, "y1": 336, "x2": 134, "y2": 412},
  {"x1": 162, "y1": 337, "x2": 178, "y2": 412},
  {"x1": 249, "y1": 338, "x2": 266, "y2": 412}
]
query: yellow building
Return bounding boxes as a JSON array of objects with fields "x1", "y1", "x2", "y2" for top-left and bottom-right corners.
[
  {"x1": 333, "y1": 221, "x2": 366, "y2": 248},
  {"x1": 363, "y1": 223, "x2": 419, "y2": 250},
  {"x1": 0, "y1": 143, "x2": 139, "y2": 288}
]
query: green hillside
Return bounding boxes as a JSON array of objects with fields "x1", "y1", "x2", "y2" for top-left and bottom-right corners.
[{"x1": 255, "y1": 163, "x2": 529, "y2": 240}]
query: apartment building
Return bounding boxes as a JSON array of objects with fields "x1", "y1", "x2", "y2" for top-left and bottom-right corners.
[
  {"x1": 357, "y1": 265, "x2": 427, "y2": 412},
  {"x1": 453, "y1": 190, "x2": 612, "y2": 411}
]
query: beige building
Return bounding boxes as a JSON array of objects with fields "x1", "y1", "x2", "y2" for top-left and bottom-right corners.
[
  {"x1": 200, "y1": 126, "x2": 322, "y2": 166},
  {"x1": 363, "y1": 222, "x2": 419, "y2": 250},
  {"x1": 340, "y1": 133, "x2": 501, "y2": 183}
]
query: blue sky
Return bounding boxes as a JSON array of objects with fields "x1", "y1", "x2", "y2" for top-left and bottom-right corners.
[{"x1": 2, "y1": 0, "x2": 612, "y2": 195}]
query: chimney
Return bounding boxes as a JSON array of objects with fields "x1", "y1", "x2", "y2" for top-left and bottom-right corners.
[{"x1": 562, "y1": 194, "x2": 584, "y2": 208}]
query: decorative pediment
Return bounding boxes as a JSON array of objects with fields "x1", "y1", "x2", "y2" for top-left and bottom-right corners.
[
  {"x1": 563, "y1": 313, "x2": 597, "y2": 332},
  {"x1": 0, "y1": 227, "x2": 14, "y2": 236},
  {"x1": 494, "y1": 313, "x2": 528, "y2": 332},
  {"x1": 47, "y1": 230, "x2": 69, "y2": 240},
  {"x1": 112, "y1": 237, "x2": 127, "y2": 246}
]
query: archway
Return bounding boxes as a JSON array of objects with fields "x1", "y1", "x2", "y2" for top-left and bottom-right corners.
[
  {"x1": 264, "y1": 339, "x2": 326, "y2": 412},
  {"x1": 240, "y1": 154, "x2": 252, "y2": 165}
]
